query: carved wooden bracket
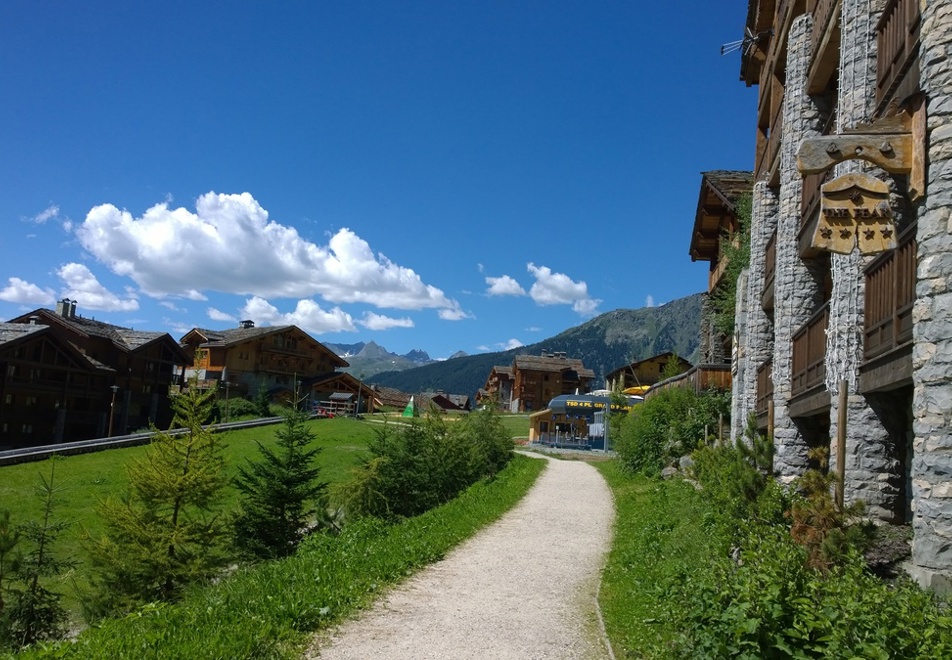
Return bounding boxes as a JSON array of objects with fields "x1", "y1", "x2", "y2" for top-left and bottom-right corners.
[{"x1": 796, "y1": 94, "x2": 926, "y2": 202}]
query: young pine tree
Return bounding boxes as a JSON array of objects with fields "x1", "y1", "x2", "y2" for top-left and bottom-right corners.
[
  {"x1": 85, "y1": 384, "x2": 228, "y2": 613},
  {"x1": 0, "y1": 509, "x2": 20, "y2": 644},
  {"x1": 233, "y1": 408, "x2": 328, "y2": 560},
  {"x1": 5, "y1": 460, "x2": 75, "y2": 648}
]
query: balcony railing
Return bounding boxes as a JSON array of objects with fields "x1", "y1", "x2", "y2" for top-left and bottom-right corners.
[
  {"x1": 864, "y1": 223, "x2": 916, "y2": 360},
  {"x1": 810, "y1": 0, "x2": 837, "y2": 56},
  {"x1": 792, "y1": 302, "x2": 829, "y2": 397},
  {"x1": 801, "y1": 108, "x2": 837, "y2": 225},
  {"x1": 876, "y1": 0, "x2": 921, "y2": 109},
  {"x1": 756, "y1": 358, "x2": 774, "y2": 417},
  {"x1": 763, "y1": 229, "x2": 777, "y2": 300}
]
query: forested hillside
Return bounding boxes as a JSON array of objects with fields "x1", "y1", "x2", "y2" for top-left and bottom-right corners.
[{"x1": 370, "y1": 292, "x2": 705, "y2": 398}]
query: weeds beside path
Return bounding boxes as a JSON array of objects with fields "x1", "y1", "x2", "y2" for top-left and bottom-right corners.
[{"x1": 308, "y1": 453, "x2": 616, "y2": 659}]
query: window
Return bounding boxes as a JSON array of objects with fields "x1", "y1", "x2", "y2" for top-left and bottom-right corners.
[
  {"x1": 6, "y1": 365, "x2": 15, "y2": 377},
  {"x1": 21, "y1": 424, "x2": 33, "y2": 434},
  {"x1": 143, "y1": 384, "x2": 152, "y2": 394},
  {"x1": 25, "y1": 396, "x2": 38, "y2": 406},
  {"x1": 4, "y1": 394, "x2": 12, "y2": 405}
]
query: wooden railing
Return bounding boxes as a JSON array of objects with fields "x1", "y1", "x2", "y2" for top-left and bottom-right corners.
[
  {"x1": 646, "y1": 365, "x2": 731, "y2": 398},
  {"x1": 756, "y1": 358, "x2": 774, "y2": 417},
  {"x1": 758, "y1": 100, "x2": 784, "y2": 180},
  {"x1": 876, "y1": 0, "x2": 920, "y2": 107},
  {"x1": 810, "y1": 0, "x2": 837, "y2": 56},
  {"x1": 792, "y1": 302, "x2": 829, "y2": 397},
  {"x1": 763, "y1": 229, "x2": 777, "y2": 298},
  {"x1": 864, "y1": 224, "x2": 916, "y2": 360}
]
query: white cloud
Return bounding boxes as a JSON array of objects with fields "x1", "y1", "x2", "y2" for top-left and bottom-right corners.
[
  {"x1": 0, "y1": 277, "x2": 56, "y2": 306},
  {"x1": 239, "y1": 296, "x2": 356, "y2": 334},
  {"x1": 159, "y1": 301, "x2": 185, "y2": 312},
  {"x1": 485, "y1": 275, "x2": 526, "y2": 297},
  {"x1": 645, "y1": 294, "x2": 655, "y2": 308},
  {"x1": 526, "y1": 263, "x2": 600, "y2": 315},
  {"x1": 207, "y1": 307, "x2": 236, "y2": 322},
  {"x1": 28, "y1": 204, "x2": 59, "y2": 224},
  {"x1": 359, "y1": 312, "x2": 414, "y2": 331},
  {"x1": 75, "y1": 192, "x2": 461, "y2": 316},
  {"x1": 500, "y1": 338, "x2": 524, "y2": 350},
  {"x1": 438, "y1": 305, "x2": 470, "y2": 321},
  {"x1": 56, "y1": 263, "x2": 139, "y2": 312},
  {"x1": 525, "y1": 326, "x2": 542, "y2": 332}
]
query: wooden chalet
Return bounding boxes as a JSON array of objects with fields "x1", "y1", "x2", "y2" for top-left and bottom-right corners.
[
  {"x1": 510, "y1": 352, "x2": 594, "y2": 413},
  {"x1": 477, "y1": 365, "x2": 513, "y2": 410},
  {"x1": 7, "y1": 300, "x2": 191, "y2": 438},
  {"x1": 0, "y1": 321, "x2": 116, "y2": 449},
  {"x1": 605, "y1": 352, "x2": 693, "y2": 394},
  {"x1": 179, "y1": 320, "x2": 372, "y2": 412}
]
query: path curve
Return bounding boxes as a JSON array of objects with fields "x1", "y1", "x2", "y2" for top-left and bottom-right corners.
[{"x1": 307, "y1": 454, "x2": 615, "y2": 659}]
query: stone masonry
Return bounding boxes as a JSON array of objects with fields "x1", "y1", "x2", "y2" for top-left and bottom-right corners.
[{"x1": 910, "y1": 0, "x2": 952, "y2": 591}]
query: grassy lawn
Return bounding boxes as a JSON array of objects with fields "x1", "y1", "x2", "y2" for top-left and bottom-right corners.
[
  {"x1": 594, "y1": 460, "x2": 729, "y2": 659},
  {"x1": 15, "y1": 453, "x2": 546, "y2": 659},
  {"x1": 0, "y1": 416, "x2": 377, "y2": 620}
]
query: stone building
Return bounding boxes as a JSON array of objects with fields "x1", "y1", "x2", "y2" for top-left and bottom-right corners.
[{"x1": 730, "y1": 0, "x2": 952, "y2": 589}]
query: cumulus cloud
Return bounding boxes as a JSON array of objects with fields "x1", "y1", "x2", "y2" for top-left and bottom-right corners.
[
  {"x1": 75, "y1": 192, "x2": 460, "y2": 315},
  {"x1": 207, "y1": 307, "x2": 236, "y2": 322},
  {"x1": 238, "y1": 296, "x2": 356, "y2": 334},
  {"x1": 438, "y1": 306, "x2": 470, "y2": 321},
  {"x1": 359, "y1": 312, "x2": 414, "y2": 331},
  {"x1": 500, "y1": 338, "x2": 524, "y2": 350},
  {"x1": 0, "y1": 277, "x2": 56, "y2": 306},
  {"x1": 485, "y1": 275, "x2": 526, "y2": 297},
  {"x1": 56, "y1": 263, "x2": 139, "y2": 312},
  {"x1": 645, "y1": 294, "x2": 655, "y2": 307},
  {"x1": 526, "y1": 263, "x2": 600, "y2": 315}
]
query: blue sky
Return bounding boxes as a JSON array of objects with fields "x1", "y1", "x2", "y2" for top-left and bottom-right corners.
[{"x1": 0, "y1": 1, "x2": 756, "y2": 360}]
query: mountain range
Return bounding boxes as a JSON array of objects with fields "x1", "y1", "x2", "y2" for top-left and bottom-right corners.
[{"x1": 328, "y1": 291, "x2": 706, "y2": 399}]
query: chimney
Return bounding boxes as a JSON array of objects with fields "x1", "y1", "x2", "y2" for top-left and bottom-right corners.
[
  {"x1": 28, "y1": 315, "x2": 39, "y2": 325},
  {"x1": 239, "y1": 320, "x2": 255, "y2": 329},
  {"x1": 55, "y1": 298, "x2": 71, "y2": 317},
  {"x1": 69, "y1": 300, "x2": 77, "y2": 318}
]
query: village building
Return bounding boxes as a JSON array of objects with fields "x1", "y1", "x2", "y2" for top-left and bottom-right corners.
[
  {"x1": 476, "y1": 365, "x2": 513, "y2": 410},
  {"x1": 605, "y1": 352, "x2": 693, "y2": 395},
  {"x1": 5, "y1": 300, "x2": 191, "y2": 441},
  {"x1": 727, "y1": 0, "x2": 952, "y2": 589},
  {"x1": 180, "y1": 321, "x2": 374, "y2": 413},
  {"x1": 511, "y1": 352, "x2": 594, "y2": 413}
]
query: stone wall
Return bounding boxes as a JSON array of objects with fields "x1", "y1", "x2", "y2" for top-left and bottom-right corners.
[
  {"x1": 772, "y1": 14, "x2": 827, "y2": 477},
  {"x1": 910, "y1": 0, "x2": 952, "y2": 591}
]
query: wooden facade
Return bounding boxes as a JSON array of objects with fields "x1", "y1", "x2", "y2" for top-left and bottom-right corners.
[
  {"x1": 604, "y1": 352, "x2": 692, "y2": 393},
  {"x1": 508, "y1": 352, "x2": 594, "y2": 414},
  {"x1": 477, "y1": 365, "x2": 513, "y2": 410},
  {"x1": 7, "y1": 302, "x2": 191, "y2": 438},
  {"x1": 179, "y1": 321, "x2": 372, "y2": 411},
  {"x1": 645, "y1": 364, "x2": 732, "y2": 399}
]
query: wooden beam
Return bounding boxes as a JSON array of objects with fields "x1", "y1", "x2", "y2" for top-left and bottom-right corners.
[{"x1": 798, "y1": 133, "x2": 913, "y2": 175}]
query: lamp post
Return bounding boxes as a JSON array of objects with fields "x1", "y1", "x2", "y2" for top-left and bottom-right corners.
[
  {"x1": 224, "y1": 381, "x2": 231, "y2": 423},
  {"x1": 107, "y1": 385, "x2": 119, "y2": 437}
]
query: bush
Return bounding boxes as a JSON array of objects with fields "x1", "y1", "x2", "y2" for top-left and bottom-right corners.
[
  {"x1": 334, "y1": 410, "x2": 513, "y2": 520},
  {"x1": 217, "y1": 396, "x2": 259, "y2": 421},
  {"x1": 615, "y1": 387, "x2": 729, "y2": 475}
]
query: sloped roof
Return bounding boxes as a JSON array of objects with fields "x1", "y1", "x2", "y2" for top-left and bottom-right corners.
[
  {"x1": 0, "y1": 322, "x2": 115, "y2": 372},
  {"x1": 183, "y1": 324, "x2": 348, "y2": 368},
  {"x1": 690, "y1": 170, "x2": 754, "y2": 262},
  {"x1": 8, "y1": 309, "x2": 186, "y2": 358},
  {"x1": 0, "y1": 322, "x2": 45, "y2": 345},
  {"x1": 513, "y1": 355, "x2": 595, "y2": 379}
]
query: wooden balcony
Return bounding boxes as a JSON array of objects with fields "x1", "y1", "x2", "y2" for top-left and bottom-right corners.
[
  {"x1": 807, "y1": 0, "x2": 840, "y2": 93},
  {"x1": 875, "y1": 0, "x2": 921, "y2": 114},
  {"x1": 791, "y1": 302, "x2": 830, "y2": 417},
  {"x1": 646, "y1": 364, "x2": 731, "y2": 399},
  {"x1": 756, "y1": 100, "x2": 784, "y2": 183},
  {"x1": 761, "y1": 229, "x2": 777, "y2": 312},
  {"x1": 860, "y1": 223, "x2": 916, "y2": 392},
  {"x1": 755, "y1": 358, "x2": 774, "y2": 428}
]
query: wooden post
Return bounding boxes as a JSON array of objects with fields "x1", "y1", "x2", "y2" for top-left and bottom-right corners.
[
  {"x1": 836, "y1": 380, "x2": 848, "y2": 509},
  {"x1": 718, "y1": 413, "x2": 724, "y2": 446},
  {"x1": 767, "y1": 399, "x2": 775, "y2": 445}
]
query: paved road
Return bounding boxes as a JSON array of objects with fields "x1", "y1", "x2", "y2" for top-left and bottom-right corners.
[{"x1": 307, "y1": 453, "x2": 616, "y2": 659}]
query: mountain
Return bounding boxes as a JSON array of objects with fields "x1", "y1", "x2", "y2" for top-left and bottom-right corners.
[
  {"x1": 369, "y1": 292, "x2": 706, "y2": 398},
  {"x1": 325, "y1": 340, "x2": 439, "y2": 379}
]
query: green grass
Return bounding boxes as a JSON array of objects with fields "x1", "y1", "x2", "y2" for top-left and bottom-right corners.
[
  {"x1": 594, "y1": 460, "x2": 729, "y2": 659},
  {"x1": 0, "y1": 416, "x2": 377, "y2": 619},
  {"x1": 15, "y1": 453, "x2": 546, "y2": 659}
]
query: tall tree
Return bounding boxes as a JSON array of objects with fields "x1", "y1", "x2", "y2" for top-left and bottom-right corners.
[
  {"x1": 233, "y1": 408, "x2": 328, "y2": 560},
  {"x1": 86, "y1": 384, "x2": 228, "y2": 613}
]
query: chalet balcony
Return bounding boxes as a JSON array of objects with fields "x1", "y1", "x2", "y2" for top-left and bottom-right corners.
[
  {"x1": 799, "y1": 107, "x2": 837, "y2": 256},
  {"x1": 762, "y1": 229, "x2": 777, "y2": 312},
  {"x1": 790, "y1": 302, "x2": 831, "y2": 417},
  {"x1": 756, "y1": 99, "x2": 784, "y2": 183},
  {"x1": 875, "y1": 0, "x2": 921, "y2": 115},
  {"x1": 755, "y1": 358, "x2": 774, "y2": 429},
  {"x1": 807, "y1": 0, "x2": 840, "y2": 93},
  {"x1": 646, "y1": 364, "x2": 731, "y2": 398},
  {"x1": 860, "y1": 224, "x2": 916, "y2": 392}
]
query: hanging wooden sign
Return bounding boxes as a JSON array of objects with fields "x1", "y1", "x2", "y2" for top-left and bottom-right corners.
[{"x1": 813, "y1": 173, "x2": 896, "y2": 255}]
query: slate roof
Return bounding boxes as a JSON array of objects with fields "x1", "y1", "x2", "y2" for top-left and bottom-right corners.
[
  {"x1": 513, "y1": 355, "x2": 595, "y2": 379},
  {"x1": 0, "y1": 322, "x2": 46, "y2": 345},
  {"x1": 186, "y1": 325, "x2": 293, "y2": 347},
  {"x1": 7, "y1": 309, "x2": 181, "y2": 355}
]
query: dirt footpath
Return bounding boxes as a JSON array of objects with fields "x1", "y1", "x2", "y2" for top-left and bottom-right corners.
[{"x1": 307, "y1": 454, "x2": 616, "y2": 659}]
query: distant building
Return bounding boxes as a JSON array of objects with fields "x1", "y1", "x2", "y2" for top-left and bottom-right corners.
[
  {"x1": 477, "y1": 365, "x2": 513, "y2": 410},
  {"x1": 508, "y1": 351, "x2": 595, "y2": 413},
  {"x1": 604, "y1": 352, "x2": 693, "y2": 394},
  {"x1": 179, "y1": 321, "x2": 373, "y2": 412}
]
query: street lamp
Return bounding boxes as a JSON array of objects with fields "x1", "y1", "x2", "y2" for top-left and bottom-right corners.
[
  {"x1": 224, "y1": 381, "x2": 231, "y2": 423},
  {"x1": 107, "y1": 385, "x2": 120, "y2": 437}
]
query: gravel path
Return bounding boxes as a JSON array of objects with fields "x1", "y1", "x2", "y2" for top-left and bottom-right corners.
[{"x1": 306, "y1": 454, "x2": 616, "y2": 659}]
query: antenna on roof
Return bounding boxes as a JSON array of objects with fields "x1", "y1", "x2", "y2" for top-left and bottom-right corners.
[{"x1": 720, "y1": 27, "x2": 772, "y2": 56}]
